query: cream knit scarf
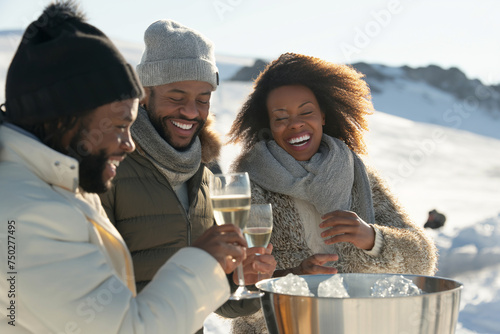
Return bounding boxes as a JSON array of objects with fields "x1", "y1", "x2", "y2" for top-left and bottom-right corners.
[
  {"x1": 237, "y1": 135, "x2": 375, "y2": 223},
  {"x1": 131, "y1": 107, "x2": 201, "y2": 187}
]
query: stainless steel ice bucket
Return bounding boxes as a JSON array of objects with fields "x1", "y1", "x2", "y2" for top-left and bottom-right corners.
[{"x1": 256, "y1": 273, "x2": 463, "y2": 334}]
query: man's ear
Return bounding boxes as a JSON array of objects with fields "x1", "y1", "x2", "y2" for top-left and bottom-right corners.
[{"x1": 140, "y1": 87, "x2": 151, "y2": 108}]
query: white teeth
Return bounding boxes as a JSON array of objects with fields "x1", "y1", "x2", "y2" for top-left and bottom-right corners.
[
  {"x1": 109, "y1": 160, "x2": 120, "y2": 167},
  {"x1": 172, "y1": 120, "x2": 193, "y2": 130},
  {"x1": 288, "y1": 135, "x2": 310, "y2": 145}
]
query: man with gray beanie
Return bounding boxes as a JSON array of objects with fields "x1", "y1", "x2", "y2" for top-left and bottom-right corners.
[
  {"x1": 0, "y1": 2, "x2": 250, "y2": 333},
  {"x1": 99, "y1": 19, "x2": 276, "y2": 332}
]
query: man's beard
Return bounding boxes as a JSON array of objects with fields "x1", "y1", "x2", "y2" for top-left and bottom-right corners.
[
  {"x1": 78, "y1": 149, "x2": 109, "y2": 193},
  {"x1": 143, "y1": 102, "x2": 205, "y2": 151},
  {"x1": 67, "y1": 133, "x2": 110, "y2": 194}
]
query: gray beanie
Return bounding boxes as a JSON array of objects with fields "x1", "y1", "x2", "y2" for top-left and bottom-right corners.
[{"x1": 136, "y1": 20, "x2": 219, "y2": 90}]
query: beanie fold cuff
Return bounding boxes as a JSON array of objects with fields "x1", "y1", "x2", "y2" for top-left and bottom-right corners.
[{"x1": 137, "y1": 59, "x2": 218, "y2": 90}]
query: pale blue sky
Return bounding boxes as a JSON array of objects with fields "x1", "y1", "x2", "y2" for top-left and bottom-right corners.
[{"x1": 1, "y1": 0, "x2": 499, "y2": 84}]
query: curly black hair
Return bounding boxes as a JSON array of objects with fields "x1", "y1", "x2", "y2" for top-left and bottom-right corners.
[{"x1": 228, "y1": 53, "x2": 374, "y2": 155}]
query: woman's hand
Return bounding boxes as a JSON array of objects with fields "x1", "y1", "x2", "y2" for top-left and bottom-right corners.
[
  {"x1": 274, "y1": 253, "x2": 338, "y2": 277},
  {"x1": 233, "y1": 244, "x2": 277, "y2": 285},
  {"x1": 320, "y1": 210, "x2": 375, "y2": 250},
  {"x1": 296, "y1": 254, "x2": 339, "y2": 275}
]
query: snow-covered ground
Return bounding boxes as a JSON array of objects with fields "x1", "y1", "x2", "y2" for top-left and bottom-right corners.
[{"x1": 204, "y1": 81, "x2": 500, "y2": 334}]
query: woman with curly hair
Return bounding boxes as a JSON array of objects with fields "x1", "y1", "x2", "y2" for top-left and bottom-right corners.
[{"x1": 228, "y1": 53, "x2": 437, "y2": 333}]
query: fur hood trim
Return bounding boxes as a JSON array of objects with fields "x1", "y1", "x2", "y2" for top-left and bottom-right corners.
[{"x1": 199, "y1": 113, "x2": 221, "y2": 164}]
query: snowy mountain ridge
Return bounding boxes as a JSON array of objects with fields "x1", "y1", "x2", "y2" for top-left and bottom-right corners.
[
  {"x1": 353, "y1": 62, "x2": 500, "y2": 140},
  {"x1": 354, "y1": 62, "x2": 500, "y2": 111}
]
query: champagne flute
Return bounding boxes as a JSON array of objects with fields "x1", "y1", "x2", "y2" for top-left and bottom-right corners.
[
  {"x1": 244, "y1": 204, "x2": 273, "y2": 282},
  {"x1": 210, "y1": 172, "x2": 262, "y2": 300}
]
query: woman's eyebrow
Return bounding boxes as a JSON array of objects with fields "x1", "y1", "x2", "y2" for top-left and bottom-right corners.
[
  {"x1": 299, "y1": 101, "x2": 313, "y2": 108},
  {"x1": 271, "y1": 107, "x2": 287, "y2": 113},
  {"x1": 272, "y1": 101, "x2": 313, "y2": 112}
]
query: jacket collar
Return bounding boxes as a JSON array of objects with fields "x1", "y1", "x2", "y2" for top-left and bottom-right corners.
[{"x1": 0, "y1": 124, "x2": 79, "y2": 192}]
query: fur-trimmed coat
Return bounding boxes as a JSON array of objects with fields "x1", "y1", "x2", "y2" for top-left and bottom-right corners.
[{"x1": 231, "y1": 163, "x2": 438, "y2": 333}]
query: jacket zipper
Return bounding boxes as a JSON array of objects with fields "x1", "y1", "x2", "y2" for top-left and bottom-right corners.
[
  {"x1": 186, "y1": 208, "x2": 192, "y2": 246},
  {"x1": 167, "y1": 184, "x2": 194, "y2": 246},
  {"x1": 186, "y1": 191, "x2": 199, "y2": 246},
  {"x1": 185, "y1": 167, "x2": 203, "y2": 246}
]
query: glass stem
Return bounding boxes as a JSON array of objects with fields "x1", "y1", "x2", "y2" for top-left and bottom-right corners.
[{"x1": 237, "y1": 264, "x2": 245, "y2": 286}]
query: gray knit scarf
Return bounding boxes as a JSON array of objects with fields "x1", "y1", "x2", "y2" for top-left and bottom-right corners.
[
  {"x1": 237, "y1": 135, "x2": 375, "y2": 223},
  {"x1": 131, "y1": 106, "x2": 201, "y2": 187}
]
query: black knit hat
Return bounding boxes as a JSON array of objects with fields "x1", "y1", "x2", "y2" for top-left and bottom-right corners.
[{"x1": 4, "y1": 1, "x2": 144, "y2": 124}]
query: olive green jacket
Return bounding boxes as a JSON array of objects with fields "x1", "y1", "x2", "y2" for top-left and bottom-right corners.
[{"x1": 100, "y1": 148, "x2": 215, "y2": 291}]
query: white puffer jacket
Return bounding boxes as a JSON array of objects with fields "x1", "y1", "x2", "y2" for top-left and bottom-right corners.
[{"x1": 0, "y1": 124, "x2": 229, "y2": 334}]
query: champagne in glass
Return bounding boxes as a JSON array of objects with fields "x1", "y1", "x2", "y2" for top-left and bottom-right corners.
[
  {"x1": 212, "y1": 194, "x2": 251, "y2": 229},
  {"x1": 244, "y1": 227, "x2": 272, "y2": 248},
  {"x1": 244, "y1": 204, "x2": 273, "y2": 282},
  {"x1": 209, "y1": 172, "x2": 263, "y2": 300},
  {"x1": 243, "y1": 204, "x2": 273, "y2": 249}
]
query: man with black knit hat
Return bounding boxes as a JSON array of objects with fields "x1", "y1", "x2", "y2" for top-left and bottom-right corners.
[
  {"x1": 0, "y1": 2, "x2": 249, "y2": 333},
  {"x1": 99, "y1": 19, "x2": 276, "y2": 332}
]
